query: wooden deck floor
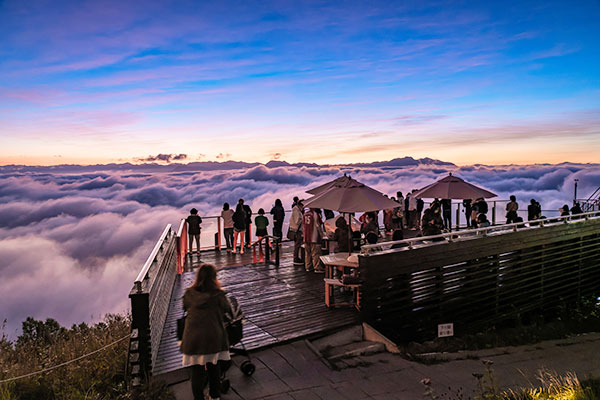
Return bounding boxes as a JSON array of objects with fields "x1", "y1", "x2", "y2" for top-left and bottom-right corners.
[{"x1": 153, "y1": 242, "x2": 359, "y2": 376}]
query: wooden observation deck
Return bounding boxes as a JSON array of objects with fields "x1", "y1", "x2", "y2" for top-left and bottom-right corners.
[{"x1": 127, "y1": 211, "x2": 600, "y2": 384}]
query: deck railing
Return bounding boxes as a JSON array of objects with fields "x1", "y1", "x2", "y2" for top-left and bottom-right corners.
[
  {"x1": 250, "y1": 235, "x2": 280, "y2": 266},
  {"x1": 128, "y1": 225, "x2": 178, "y2": 382},
  {"x1": 359, "y1": 211, "x2": 600, "y2": 343}
]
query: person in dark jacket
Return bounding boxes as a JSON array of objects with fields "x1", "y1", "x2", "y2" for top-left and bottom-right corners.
[
  {"x1": 334, "y1": 217, "x2": 350, "y2": 253},
  {"x1": 360, "y1": 212, "x2": 379, "y2": 236},
  {"x1": 181, "y1": 264, "x2": 232, "y2": 400},
  {"x1": 255, "y1": 208, "x2": 269, "y2": 239},
  {"x1": 232, "y1": 203, "x2": 246, "y2": 254},
  {"x1": 186, "y1": 208, "x2": 203, "y2": 255},
  {"x1": 243, "y1": 202, "x2": 253, "y2": 249},
  {"x1": 528, "y1": 199, "x2": 541, "y2": 221},
  {"x1": 463, "y1": 199, "x2": 472, "y2": 227},
  {"x1": 441, "y1": 199, "x2": 452, "y2": 231},
  {"x1": 270, "y1": 199, "x2": 285, "y2": 240},
  {"x1": 571, "y1": 202, "x2": 583, "y2": 215}
]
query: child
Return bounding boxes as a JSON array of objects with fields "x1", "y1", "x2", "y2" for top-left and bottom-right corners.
[{"x1": 255, "y1": 208, "x2": 269, "y2": 239}]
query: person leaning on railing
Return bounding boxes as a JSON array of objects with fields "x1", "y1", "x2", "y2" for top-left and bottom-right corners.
[{"x1": 221, "y1": 203, "x2": 234, "y2": 253}]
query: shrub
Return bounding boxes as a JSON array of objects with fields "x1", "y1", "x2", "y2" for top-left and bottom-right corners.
[{"x1": 0, "y1": 314, "x2": 174, "y2": 400}]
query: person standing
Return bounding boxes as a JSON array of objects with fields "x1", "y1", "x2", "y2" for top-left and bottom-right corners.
[
  {"x1": 303, "y1": 208, "x2": 324, "y2": 273},
  {"x1": 255, "y1": 208, "x2": 269, "y2": 239},
  {"x1": 408, "y1": 191, "x2": 418, "y2": 229},
  {"x1": 243, "y1": 201, "x2": 253, "y2": 249},
  {"x1": 186, "y1": 208, "x2": 202, "y2": 255},
  {"x1": 416, "y1": 197, "x2": 424, "y2": 229},
  {"x1": 180, "y1": 264, "x2": 232, "y2": 400},
  {"x1": 289, "y1": 200, "x2": 304, "y2": 264},
  {"x1": 463, "y1": 199, "x2": 472, "y2": 227},
  {"x1": 441, "y1": 199, "x2": 452, "y2": 231},
  {"x1": 270, "y1": 199, "x2": 285, "y2": 240},
  {"x1": 394, "y1": 192, "x2": 405, "y2": 229},
  {"x1": 221, "y1": 203, "x2": 234, "y2": 252},
  {"x1": 232, "y1": 203, "x2": 246, "y2": 254},
  {"x1": 505, "y1": 195, "x2": 519, "y2": 224}
]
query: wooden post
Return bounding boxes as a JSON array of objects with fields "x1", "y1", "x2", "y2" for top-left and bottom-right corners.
[
  {"x1": 265, "y1": 237, "x2": 271, "y2": 263},
  {"x1": 129, "y1": 292, "x2": 151, "y2": 379}
]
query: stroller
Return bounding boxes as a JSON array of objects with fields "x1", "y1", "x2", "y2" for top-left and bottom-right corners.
[{"x1": 219, "y1": 296, "x2": 255, "y2": 393}]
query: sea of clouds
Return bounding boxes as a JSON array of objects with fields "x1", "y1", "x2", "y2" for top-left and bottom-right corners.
[{"x1": 1, "y1": 160, "x2": 599, "y2": 339}]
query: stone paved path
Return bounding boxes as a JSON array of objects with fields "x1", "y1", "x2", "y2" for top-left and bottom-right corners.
[{"x1": 171, "y1": 332, "x2": 600, "y2": 399}]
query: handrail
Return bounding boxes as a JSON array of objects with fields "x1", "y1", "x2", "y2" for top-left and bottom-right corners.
[
  {"x1": 134, "y1": 224, "x2": 172, "y2": 292},
  {"x1": 249, "y1": 235, "x2": 280, "y2": 266},
  {"x1": 361, "y1": 210, "x2": 600, "y2": 253},
  {"x1": 176, "y1": 219, "x2": 187, "y2": 274}
]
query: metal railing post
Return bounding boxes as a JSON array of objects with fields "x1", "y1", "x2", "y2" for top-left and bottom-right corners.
[
  {"x1": 217, "y1": 216, "x2": 222, "y2": 251},
  {"x1": 455, "y1": 203, "x2": 460, "y2": 231},
  {"x1": 492, "y1": 201, "x2": 496, "y2": 225}
]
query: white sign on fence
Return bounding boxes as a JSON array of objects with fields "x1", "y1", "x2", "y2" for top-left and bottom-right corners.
[{"x1": 438, "y1": 323, "x2": 454, "y2": 338}]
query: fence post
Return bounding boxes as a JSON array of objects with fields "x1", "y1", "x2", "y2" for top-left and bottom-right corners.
[
  {"x1": 265, "y1": 237, "x2": 271, "y2": 263},
  {"x1": 275, "y1": 238, "x2": 280, "y2": 267},
  {"x1": 217, "y1": 216, "x2": 222, "y2": 251},
  {"x1": 455, "y1": 203, "x2": 460, "y2": 231},
  {"x1": 492, "y1": 201, "x2": 496, "y2": 225}
]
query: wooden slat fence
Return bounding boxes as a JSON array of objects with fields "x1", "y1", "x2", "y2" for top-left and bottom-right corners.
[
  {"x1": 128, "y1": 226, "x2": 178, "y2": 380},
  {"x1": 359, "y1": 216, "x2": 600, "y2": 343}
]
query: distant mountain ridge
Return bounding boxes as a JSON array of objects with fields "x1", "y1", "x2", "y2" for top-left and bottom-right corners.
[{"x1": 0, "y1": 157, "x2": 454, "y2": 173}]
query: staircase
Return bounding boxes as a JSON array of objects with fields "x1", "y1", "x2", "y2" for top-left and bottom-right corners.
[
  {"x1": 580, "y1": 186, "x2": 600, "y2": 212},
  {"x1": 309, "y1": 325, "x2": 388, "y2": 370}
]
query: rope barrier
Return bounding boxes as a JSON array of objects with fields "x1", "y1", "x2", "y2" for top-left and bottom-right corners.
[{"x1": 0, "y1": 333, "x2": 132, "y2": 384}]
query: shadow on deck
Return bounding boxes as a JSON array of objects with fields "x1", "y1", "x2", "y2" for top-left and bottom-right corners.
[{"x1": 153, "y1": 242, "x2": 359, "y2": 377}]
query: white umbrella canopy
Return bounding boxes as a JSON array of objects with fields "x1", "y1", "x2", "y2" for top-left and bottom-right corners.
[
  {"x1": 306, "y1": 174, "x2": 361, "y2": 195},
  {"x1": 303, "y1": 179, "x2": 399, "y2": 213},
  {"x1": 413, "y1": 173, "x2": 497, "y2": 199}
]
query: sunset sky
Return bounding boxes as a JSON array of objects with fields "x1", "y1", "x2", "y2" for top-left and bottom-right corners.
[{"x1": 1, "y1": 0, "x2": 599, "y2": 166}]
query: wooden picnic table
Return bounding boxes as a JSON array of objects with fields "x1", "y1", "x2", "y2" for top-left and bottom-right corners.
[{"x1": 319, "y1": 253, "x2": 361, "y2": 310}]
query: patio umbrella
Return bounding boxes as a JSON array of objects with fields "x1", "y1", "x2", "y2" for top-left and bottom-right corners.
[
  {"x1": 306, "y1": 174, "x2": 363, "y2": 195},
  {"x1": 413, "y1": 173, "x2": 497, "y2": 199},
  {"x1": 304, "y1": 179, "x2": 399, "y2": 254},
  {"x1": 303, "y1": 179, "x2": 399, "y2": 213}
]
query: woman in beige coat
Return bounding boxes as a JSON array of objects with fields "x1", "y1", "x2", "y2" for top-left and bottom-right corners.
[{"x1": 181, "y1": 264, "x2": 232, "y2": 400}]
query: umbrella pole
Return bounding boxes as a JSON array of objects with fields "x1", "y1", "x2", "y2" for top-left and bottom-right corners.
[{"x1": 347, "y1": 213, "x2": 352, "y2": 255}]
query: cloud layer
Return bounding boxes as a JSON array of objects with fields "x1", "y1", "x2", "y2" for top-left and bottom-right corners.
[{"x1": 1, "y1": 161, "x2": 599, "y2": 339}]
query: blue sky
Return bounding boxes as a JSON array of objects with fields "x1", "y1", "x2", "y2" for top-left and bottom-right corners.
[{"x1": 0, "y1": 0, "x2": 599, "y2": 165}]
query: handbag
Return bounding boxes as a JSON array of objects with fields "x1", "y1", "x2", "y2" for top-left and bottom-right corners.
[
  {"x1": 286, "y1": 228, "x2": 296, "y2": 241},
  {"x1": 176, "y1": 315, "x2": 186, "y2": 340}
]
